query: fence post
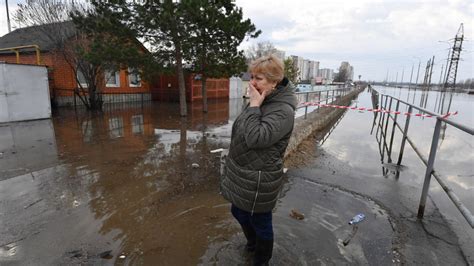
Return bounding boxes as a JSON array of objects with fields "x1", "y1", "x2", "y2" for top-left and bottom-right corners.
[
  {"x1": 388, "y1": 100, "x2": 400, "y2": 161},
  {"x1": 318, "y1": 91, "x2": 321, "y2": 112},
  {"x1": 382, "y1": 97, "x2": 393, "y2": 155},
  {"x1": 397, "y1": 105, "x2": 413, "y2": 165},
  {"x1": 304, "y1": 92, "x2": 309, "y2": 119},
  {"x1": 417, "y1": 118, "x2": 442, "y2": 219},
  {"x1": 326, "y1": 90, "x2": 330, "y2": 104},
  {"x1": 384, "y1": 97, "x2": 393, "y2": 133},
  {"x1": 376, "y1": 95, "x2": 387, "y2": 137}
]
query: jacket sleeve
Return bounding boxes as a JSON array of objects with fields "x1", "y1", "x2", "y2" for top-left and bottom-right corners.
[{"x1": 241, "y1": 104, "x2": 295, "y2": 149}]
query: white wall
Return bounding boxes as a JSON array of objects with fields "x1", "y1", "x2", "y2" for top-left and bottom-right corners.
[
  {"x1": 0, "y1": 63, "x2": 51, "y2": 123},
  {"x1": 229, "y1": 77, "x2": 244, "y2": 99}
]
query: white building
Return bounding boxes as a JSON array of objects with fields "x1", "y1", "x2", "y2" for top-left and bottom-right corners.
[
  {"x1": 319, "y1": 68, "x2": 334, "y2": 80},
  {"x1": 291, "y1": 55, "x2": 305, "y2": 82},
  {"x1": 308, "y1": 61, "x2": 319, "y2": 80}
]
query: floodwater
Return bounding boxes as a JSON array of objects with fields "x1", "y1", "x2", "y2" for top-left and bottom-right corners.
[
  {"x1": 306, "y1": 86, "x2": 474, "y2": 258},
  {"x1": 1, "y1": 86, "x2": 471, "y2": 264},
  {"x1": 0, "y1": 100, "x2": 242, "y2": 265},
  {"x1": 0, "y1": 97, "x2": 394, "y2": 265}
]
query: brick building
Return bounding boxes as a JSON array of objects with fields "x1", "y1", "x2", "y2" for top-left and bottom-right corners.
[
  {"x1": 0, "y1": 21, "x2": 230, "y2": 107},
  {"x1": 0, "y1": 21, "x2": 153, "y2": 107}
]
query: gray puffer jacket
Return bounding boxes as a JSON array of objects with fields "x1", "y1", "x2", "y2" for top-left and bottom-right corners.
[{"x1": 220, "y1": 77, "x2": 297, "y2": 213}]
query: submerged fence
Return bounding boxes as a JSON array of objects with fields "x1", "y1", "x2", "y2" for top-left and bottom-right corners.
[
  {"x1": 371, "y1": 87, "x2": 474, "y2": 228},
  {"x1": 51, "y1": 88, "x2": 151, "y2": 108}
]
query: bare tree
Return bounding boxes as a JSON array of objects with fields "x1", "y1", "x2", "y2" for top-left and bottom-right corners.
[
  {"x1": 334, "y1": 67, "x2": 349, "y2": 82},
  {"x1": 13, "y1": 0, "x2": 107, "y2": 110},
  {"x1": 284, "y1": 57, "x2": 299, "y2": 84},
  {"x1": 245, "y1": 41, "x2": 278, "y2": 62}
]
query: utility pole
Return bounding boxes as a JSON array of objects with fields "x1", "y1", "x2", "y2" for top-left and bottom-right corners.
[
  {"x1": 428, "y1": 55, "x2": 435, "y2": 88},
  {"x1": 6, "y1": 0, "x2": 12, "y2": 33},
  {"x1": 443, "y1": 48, "x2": 450, "y2": 84},
  {"x1": 438, "y1": 64, "x2": 444, "y2": 85},
  {"x1": 395, "y1": 71, "x2": 398, "y2": 85},
  {"x1": 443, "y1": 23, "x2": 464, "y2": 91},
  {"x1": 422, "y1": 59, "x2": 430, "y2": 86},
  {"x1": 401, "y1": 67, "x2": 404, "y2": 85},
  {"x1": 416, "y1": 61, "x2": 421, "y2": 85}
]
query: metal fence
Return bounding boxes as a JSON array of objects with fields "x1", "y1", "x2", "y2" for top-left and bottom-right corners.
[
  {"x1": 51, "y1": 88, "x2": 151, "y2": 108},
  {"x1": 295, "y1": 86, "x2": 353, "y2": 119},
  {"x1": 371, "y1": 88, "x2": 474, "y2": 228}
]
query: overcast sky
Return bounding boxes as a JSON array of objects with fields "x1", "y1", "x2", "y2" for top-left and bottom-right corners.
[
  {"x1": 236, "y1": 0, "x2": 473, "y2": 82},
  {"x1": 1, "y1": 0, "x2": 472, "y2": 81}
]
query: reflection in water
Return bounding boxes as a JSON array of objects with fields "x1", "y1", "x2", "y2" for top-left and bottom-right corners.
[
  {"x1": 317, "y1": 107, "x2": 349, "y2": 146},
  {"x1": 53, "y1": 101, "x2": 235, "y2": 264},
  {"x1": 0, "y1": 119, "x2": 58, "y2": 180},
  {"x1": 372, "y1": 86, "x2": 474, "y2": 206},
  {"x1": 0, "y1": 100, "x2": 244, "y2": 264}
]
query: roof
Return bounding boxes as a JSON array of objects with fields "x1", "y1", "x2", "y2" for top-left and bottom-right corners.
[{"x1": 0, "y1": 21, "x2": 76, "y2": 54}]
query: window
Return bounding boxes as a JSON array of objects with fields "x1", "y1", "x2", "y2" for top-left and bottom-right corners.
[
  {"x1": 105, "y1": 70, "x2": 120, "y2": 87},
  {"x1": 82, "y1": 120, "x2": 92, "y2": 143},
  {"x1": 109, "y1": 117, "x2": 124, "y2": 139},
  {"x1": 128, "y1": 68, "x2": 141, "y2": 87},
  {"x1": 76, "y1": 69, "x2": 88, "y2": 87},
  {"x1": 131, "y1": 115, "x2": 144, "y2": 134}
]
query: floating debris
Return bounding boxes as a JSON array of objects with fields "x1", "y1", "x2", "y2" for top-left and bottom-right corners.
[
  {"x1": 98, "y1": 250, "x2": 113, "y2": 259},
  {"x1": 348, "y1": 213, "x2": 365, "y2": 225},
  {"x1": 289, "y1": 209, "x2": 305, "y2": 220}
]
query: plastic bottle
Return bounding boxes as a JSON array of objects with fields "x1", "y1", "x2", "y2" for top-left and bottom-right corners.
[{"x1": 348, "y1": 213, "x2": 365, "y2": 225}]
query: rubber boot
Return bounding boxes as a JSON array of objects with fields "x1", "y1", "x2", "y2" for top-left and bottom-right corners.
[
  {"x1": 253, "y1": 238, "x2": 273, "y2": 266},
  {"x1": 241, "y1": 224, "x2": 256, "y2": 252}
]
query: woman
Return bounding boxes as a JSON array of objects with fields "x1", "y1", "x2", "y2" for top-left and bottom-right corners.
[{"x1": 220, "y1": 55, "x2": 297, "y2": 265}]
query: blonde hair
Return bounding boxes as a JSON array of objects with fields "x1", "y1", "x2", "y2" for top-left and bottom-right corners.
[{"x1": 248, "y1": 54, "x2": 284, "y2": 83}]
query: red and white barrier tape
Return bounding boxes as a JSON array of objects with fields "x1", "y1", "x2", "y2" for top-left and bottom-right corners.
[{"x1": 300, "y1": 102, "x2": 458, "y2": 119}]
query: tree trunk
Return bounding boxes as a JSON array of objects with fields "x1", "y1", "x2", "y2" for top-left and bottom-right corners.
[
  {"x1": 201, "y1": 76, "x2": 208, "y2": 113},
  {"x1": 88, "y1": 86, "x2": 102, "y2": 110},
  {"x1": 179, "y1": 117, "x2": 187, "y2": 166},
  {"x1": 176, "y1": 44, "x2": 187, "y2": 116}
]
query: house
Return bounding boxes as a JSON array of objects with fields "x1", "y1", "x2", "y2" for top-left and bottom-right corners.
[
  {"x1": 151, "y1": 73, "x2": 229, "y2": 103},
  {"x1": 0, "y1": 21, "x2": 151, "y2": 107},
  {"x1": 0, "y1": 21, "x2": 231, "y2": 107}
]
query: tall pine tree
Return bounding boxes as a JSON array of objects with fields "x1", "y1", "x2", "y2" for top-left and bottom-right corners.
[
  {"x1": 80, "y1": 0, "x2": 260, "y2": 115},
  {"x1": 185, "y1": 0, "x2": 260, "y2": 112}
]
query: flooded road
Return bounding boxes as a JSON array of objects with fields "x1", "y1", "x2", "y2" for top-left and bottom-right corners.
[
  {"x1": 1, "y1": 97, "x2": 394, "y2": 265},
  {"x1": 1, "y1": 88, "x2": 471, "y2": 264},
  {"x1": 288, "y1": 86, "x2": 473, "y2": 263},
  {"x1": 1, "y1": 100, "x2": 239, "y2": 264}
]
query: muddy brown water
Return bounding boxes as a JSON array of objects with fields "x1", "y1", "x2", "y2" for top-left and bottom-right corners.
[{"x1": 1, "y1": 98, "x2": 394, "y2": 265}]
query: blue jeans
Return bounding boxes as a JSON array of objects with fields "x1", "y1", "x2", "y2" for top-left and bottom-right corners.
[{"x1": 231, "y1": 204, "x2": 273, "y2": 240}]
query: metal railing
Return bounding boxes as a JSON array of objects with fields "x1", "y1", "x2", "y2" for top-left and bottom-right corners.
[
  {"x1": 51, "y1": 88, "x2": 151, "y2": 108},
  {"x1": 372, "y1": 88, "x2": 474, "y2": 228},
  {"x1": 295, "y1": 86, "x2": 352, "y2": 119}
]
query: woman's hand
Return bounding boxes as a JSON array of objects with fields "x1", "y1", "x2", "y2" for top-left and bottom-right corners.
[{"x1": 248, "y1": 83, "x2": 269, "y2": 107}]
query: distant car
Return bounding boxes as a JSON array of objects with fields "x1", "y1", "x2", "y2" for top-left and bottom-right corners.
[{"x1": 296, "y1": 84, "x2": 313, "y2": 92}]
